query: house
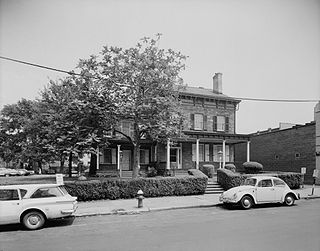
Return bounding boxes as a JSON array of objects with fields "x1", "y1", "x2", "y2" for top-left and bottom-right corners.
[
  {"x1": 234, "y1": 121, "x2": 317, "y2": 184},
  {"x1": 96, "y1": 73, "x2": 250, "y2": 177}
]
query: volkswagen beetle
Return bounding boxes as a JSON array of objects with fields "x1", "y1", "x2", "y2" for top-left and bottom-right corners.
[{"x1": 219, "y1": 176, "x2": 300, "y2": 209}]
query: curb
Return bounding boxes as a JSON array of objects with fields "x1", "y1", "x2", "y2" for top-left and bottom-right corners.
[{"x1": 75, "y1": 203, "x2": 221, "y2": 218}]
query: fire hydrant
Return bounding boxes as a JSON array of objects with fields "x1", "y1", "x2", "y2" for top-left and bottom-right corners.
[{"x1": 137, "y1": 189, "x2": 144, "y2": 208}]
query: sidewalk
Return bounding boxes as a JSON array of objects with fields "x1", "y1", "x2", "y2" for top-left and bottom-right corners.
[{"x1": 75, "y1": 185, "x2": 320, "y2": 217}]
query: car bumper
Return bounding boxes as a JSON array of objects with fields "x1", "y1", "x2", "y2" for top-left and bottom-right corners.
[{"x1": 219, "y1": 196, "x2": 238, "y2": 203}]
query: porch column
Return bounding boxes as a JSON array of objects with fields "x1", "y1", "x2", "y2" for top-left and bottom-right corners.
[
  {"x1": 196, "y1": 138, "x2": 200, "y2": 169},
  {"x1": 96, "y1": 146, "x2": 100, "y2": 170},
  {"x1": 247, "y1": 141, "x2": 251, "y2": 162},
  {"x1": 166, "y1": 138, "x2": 170, "y2": 170},
  {"x1": 222, "y1": 140, "x2": 226, "y2": 168},
  {"x1": 117, "y1": 145, "x2": 121, "y2": 177}
]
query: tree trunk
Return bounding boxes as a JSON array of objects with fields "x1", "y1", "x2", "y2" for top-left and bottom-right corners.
[
  {"x1": 68, "y1": 152, "x2": 73, "y2": 178},
  {"x1": 37, "y1": 160, "x2": 42, "y2": 175},
  {"x1": 89, "y1": 153, "x2": 97, "y2": 176},
  {"x1": 59, "y1": 153, "x2": 65, "y2": 173}
]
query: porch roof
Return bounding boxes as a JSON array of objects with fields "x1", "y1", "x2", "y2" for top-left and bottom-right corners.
[{"x1": 173, "y1": 130, "x2": 250, "y2": 144}]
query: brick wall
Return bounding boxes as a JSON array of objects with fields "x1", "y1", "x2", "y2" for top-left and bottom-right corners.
[{"x1": 234, "y1": 123, "x2": 316, "y2": 184}]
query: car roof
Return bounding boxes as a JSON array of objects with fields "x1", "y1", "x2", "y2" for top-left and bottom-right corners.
[
  {"x1": 248, "y1": 176, "x2": 282, "y2": 180},
  {"x1": 0, "y1": 183, "x2": 60, "y2": 190}
]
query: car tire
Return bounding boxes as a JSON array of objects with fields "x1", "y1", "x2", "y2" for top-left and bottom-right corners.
[
  {"x1": 240, "y1": 195, "x2": 253, "y2": 209},
  {"x1": 284, "y1": 194, "x2": 295, "y2": 206},
  {"x1": 22, "y1": 211, "x2": 46, "y2": 230}
]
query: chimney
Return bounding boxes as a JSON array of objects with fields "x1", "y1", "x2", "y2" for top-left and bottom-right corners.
[{"x1": 213, "y1": 73, "x2": 222, "y2": 94}]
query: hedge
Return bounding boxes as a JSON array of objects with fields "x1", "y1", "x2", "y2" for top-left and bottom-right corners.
[
  {"x1": 64, "y1": 175, "x2": 208, "y2": 201},
  {"x1": 217, "y1": 169, "x2": 302, "y2": 190}
]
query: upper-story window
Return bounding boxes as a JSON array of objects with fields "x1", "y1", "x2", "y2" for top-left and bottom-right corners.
[
  {"x1": 213, "y1": 116, "x2": 229, "y2": 132},
  {"x1": 120, "y1": 121, "x2": 134, "y2": 138},
  {"x1": 190, "y1": 114, "x2": 207, "y2": 131}
]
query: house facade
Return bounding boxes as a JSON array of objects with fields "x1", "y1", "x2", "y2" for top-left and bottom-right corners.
[{"x1": 97, "y1": 73, "x2": 250, "y2": 176}]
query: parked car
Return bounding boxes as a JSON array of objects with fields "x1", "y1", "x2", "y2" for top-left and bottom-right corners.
[
  {"x1": 0, "y1": 184, "x2": 77, "y2": 230},
  {"x1": 0, "y1": 168, "x2": 19, "y2": 177},
  {"x1": 219, "y1": 176, "x2": 300, "y2": 209},
  {"x1": 16, "y1": 169, "x2": 35, "y2": 176}
]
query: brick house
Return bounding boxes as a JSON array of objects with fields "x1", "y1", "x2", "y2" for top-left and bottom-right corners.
[
  {"x1": 234, "y1": 122, "x2": 316, "y2": 183},
  {"x1": 97, "y1": 73, "x2": 250, "y2": 177}
]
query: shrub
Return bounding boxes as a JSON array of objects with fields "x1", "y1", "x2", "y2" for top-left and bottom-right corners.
[
  {"x1": 65, "y1": 175, "x2": 208, "y2": 201},
  {"x1": 200, "y1": 164, "x2": 215, "y2": 178},
  {"x1": 217, "y1": 169, "x2": 302, "y2": 190},
  {"x1": 188, "y1": 169, "x2": 208, "y2": 178},
  {"x1": 224, "y1": 164, "x2": 236, "y2": 172},
  {"x1": 243, "y1": 161, "x2": 263, "y2": 174}
]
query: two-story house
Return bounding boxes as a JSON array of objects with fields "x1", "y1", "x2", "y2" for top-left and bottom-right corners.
[{"x1": 96, "y1": 73, "x2": 250, "y2": 176}]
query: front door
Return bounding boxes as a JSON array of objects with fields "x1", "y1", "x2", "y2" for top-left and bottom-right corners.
[
  {"x1": 256, "y1": 179, "x2": 276, "y2": 202},
  {"x1": 0, "y1": 189, "x2": 22, "y2": 224},
  {"x1": 170, "y1": 148, "x2": 181, "y2": 169},
  {"x1": 121, "y1": 150, "x2": 131, "y2": 170}
]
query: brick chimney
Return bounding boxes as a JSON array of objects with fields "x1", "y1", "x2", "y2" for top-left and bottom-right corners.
[{"x1": 213, "y1": 73, "x2": 222, "y2": 94}]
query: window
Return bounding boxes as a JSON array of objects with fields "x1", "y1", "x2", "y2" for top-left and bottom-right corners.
[
  {"x1": 295, "y1": 152, "x2": 301, "y2": 159},
  {"x1": 140, "y1": 149, "x2": 150, "y2": 164},
  {"x1": 192, "y1": 144, "x2": 209, "y2": 162},
  {"x1": 0, "y1": 189, "x2": 19, "y2": 201},
  {"x1": 31, "y1": 187, "x2": 63, "y2": 198},
  {"x1": 121, "y1": 121, "x2": 133, "y2": 138},
  {"x1": 213, "y1": 145, "x2": 231, "y2": 162},
  {"x1": 213, "y1": 116, "x2": 229, "y2": 132},
  {"x1": 20, "y1": 189, "x2": 28, "y2": 198},
  {"x1": 244, "y1": 178, "x2": 257, "y2": 186},
  {"x1": 275, "y1": 154, "x2": 279, "y2": 160},
  {"x1": 258, "y1": 179, "x2": 273, "y2": 187},
  {"x1": 194, "y1": 114, "x2": 204, "y2": 130},
  {"x1": 101, "y1": 148, "x2": 116, "y2": 164},
  {"x1": 273, "y1": 179, "x2": 286, "y2": 187}
]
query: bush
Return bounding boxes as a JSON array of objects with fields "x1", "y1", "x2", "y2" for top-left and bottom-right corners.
[
  {"x1": 200, "y1": 165, "x2": 215, "y2": 178},
  {"x1": 65, "y1": 175, "x2": 208, "y2": 201},
  {"x1": 217, "y1": 169, "x2": 302, "y2": 190},
  {"x1": 187, "y1": 169, "x2": 208, "y2": 178},
  {"x1": 243, "y1": 162, "x2": 263, "y2": 174},
  {"x1": 224, "y1": 164, "x2": 236, "y2": 172}
]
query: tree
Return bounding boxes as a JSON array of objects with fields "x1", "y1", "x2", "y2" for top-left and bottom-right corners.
[
  {"x1": 76, "y1": 35, "x2": 187, "y2": 178},
  {"x1": 0, "y1": 99, "x2": 52, "y2": 170},
  {"x1": 40, "y1": 75, "x2": 118, "y2": 176}
]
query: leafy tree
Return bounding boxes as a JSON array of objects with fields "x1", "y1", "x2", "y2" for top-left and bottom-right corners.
[
  {"x1": 76, "y1": 35, "x2": 187, "y2": 178},
  {"x1": 40, "y1": 75, "x2": 118, "y2": 176},
  {"x1": 0, "y1": 99, "x2": 52, "y2": 170}
]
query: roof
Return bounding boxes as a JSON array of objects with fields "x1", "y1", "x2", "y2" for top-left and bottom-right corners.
[
  {"x1": 178, "y1": 85, "x2": 240, "y2": 103},
  {"x1": 0, "y1": 183, "x2": 59, "y2": 189}
]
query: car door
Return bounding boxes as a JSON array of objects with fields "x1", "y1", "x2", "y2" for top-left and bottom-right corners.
[
  {"x1": 273, "y1": 179, "x2": 286, "y2": 201},
  {"x1": 256, "y1": 179, "x2": 276, "y2": 202},
  {"x1": 0, "y1": 189, "x2": 22, "y2": 225}
]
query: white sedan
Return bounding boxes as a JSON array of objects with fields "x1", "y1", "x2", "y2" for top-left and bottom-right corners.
[
  {"x1": 0, "y1": 184, "x2": 77, "y2": 230},
  {"x1": 219, "y1": 176, "x2": 300, "y2": 209}
]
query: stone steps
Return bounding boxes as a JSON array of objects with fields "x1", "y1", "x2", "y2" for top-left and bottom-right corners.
[{"x1": 205, "y1": 178, "x2": 225, "y2": 194}]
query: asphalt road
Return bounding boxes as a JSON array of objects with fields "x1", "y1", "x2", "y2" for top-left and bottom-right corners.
[{"x1": 1, "y1": 200, "x2": 320, "y2": 251}]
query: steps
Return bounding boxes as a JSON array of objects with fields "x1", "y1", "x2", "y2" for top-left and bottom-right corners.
[{"x1": 205, "y1": 178, "x2": 225, "y2": 194}]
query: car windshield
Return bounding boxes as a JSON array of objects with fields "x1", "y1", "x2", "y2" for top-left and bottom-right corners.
[{"x1": 243, "y1": 178, "x2": 257, "y2": 186}]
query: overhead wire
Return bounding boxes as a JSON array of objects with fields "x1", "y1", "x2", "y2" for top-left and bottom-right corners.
[{"x1": 1, "y1": 55, "x2": 319, "y2": 103}]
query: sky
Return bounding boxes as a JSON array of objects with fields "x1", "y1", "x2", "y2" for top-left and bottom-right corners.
[{"x1": 0, "y1": 0, "x2": 319, "y2": 134}]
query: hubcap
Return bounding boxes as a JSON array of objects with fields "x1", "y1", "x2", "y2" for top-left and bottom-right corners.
[
  {"x1": 243, "y1": 199, "x2": 250, "y2": 207},
  {"x1": 286, "y1": 197, "x2": 293, "y2": 204},
  {"x1": 28, "y1": 215, "x2": 40, "y2": 225}
]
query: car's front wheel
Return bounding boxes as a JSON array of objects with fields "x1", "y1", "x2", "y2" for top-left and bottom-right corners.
[
  {"x1": 284, "y1": 194, "x2": 295, "y2": 206},
  {"x1": 240, "y1": 195, "x2": 253, "y2": 209},
  {"x1": 22, "y1": 211, "x2": 46, "y2": 230}
]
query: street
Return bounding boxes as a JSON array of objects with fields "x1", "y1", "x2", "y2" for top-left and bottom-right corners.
[{"x1": 1, "y1": 200, "x2": 320, "y2": 251}]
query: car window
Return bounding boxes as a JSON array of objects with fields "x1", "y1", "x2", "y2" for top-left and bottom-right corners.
[
  {"x1": 258, "y1": 179, "x2": 273, "y2": 187},
  {"x1": 243, "y1": 178, "x2": 257, "y2": 186},
  {"x1": 0, "y1": 189, "x2": 20, "y2": 201},
  {"x1": 273, "y1": 179, "x2": 286, "y2": 187},
  {"x1": 30, "y1": 187, "x2": 63, "y2": 198},
  {"x1": 59, "y1": 186, "x2": 69, "y2": 195},
  {"x1": 20, "y1": 189, "x2": 28, "y2": 198}
]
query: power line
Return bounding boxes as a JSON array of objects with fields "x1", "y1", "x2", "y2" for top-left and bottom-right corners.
[{"x1": 1, "y1": 55, "x2": 319, "y2": 103}]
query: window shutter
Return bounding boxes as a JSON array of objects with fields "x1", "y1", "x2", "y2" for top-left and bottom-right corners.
[
  {"x1": 213, "y1": 116, "x2": 217, "y2": 131},
  {"x1": 190, "y1": 114, "x2": 195, "y2": 130},
  {"x1": 203, "y1": 115, "x2": 207, "y2": 131},
  {"x1": 225, "y1": 117, "x2": 229, "y2": 132}
]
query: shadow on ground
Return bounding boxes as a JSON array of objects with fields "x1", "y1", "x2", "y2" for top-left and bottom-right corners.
[{"x1": 0, "y1": 216, "x2": 75, "y2": 232}]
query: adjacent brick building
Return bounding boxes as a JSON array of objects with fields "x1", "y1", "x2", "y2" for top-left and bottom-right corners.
[{"x1": 234, "y1": 122, "x2": 316, "y2": 183}]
